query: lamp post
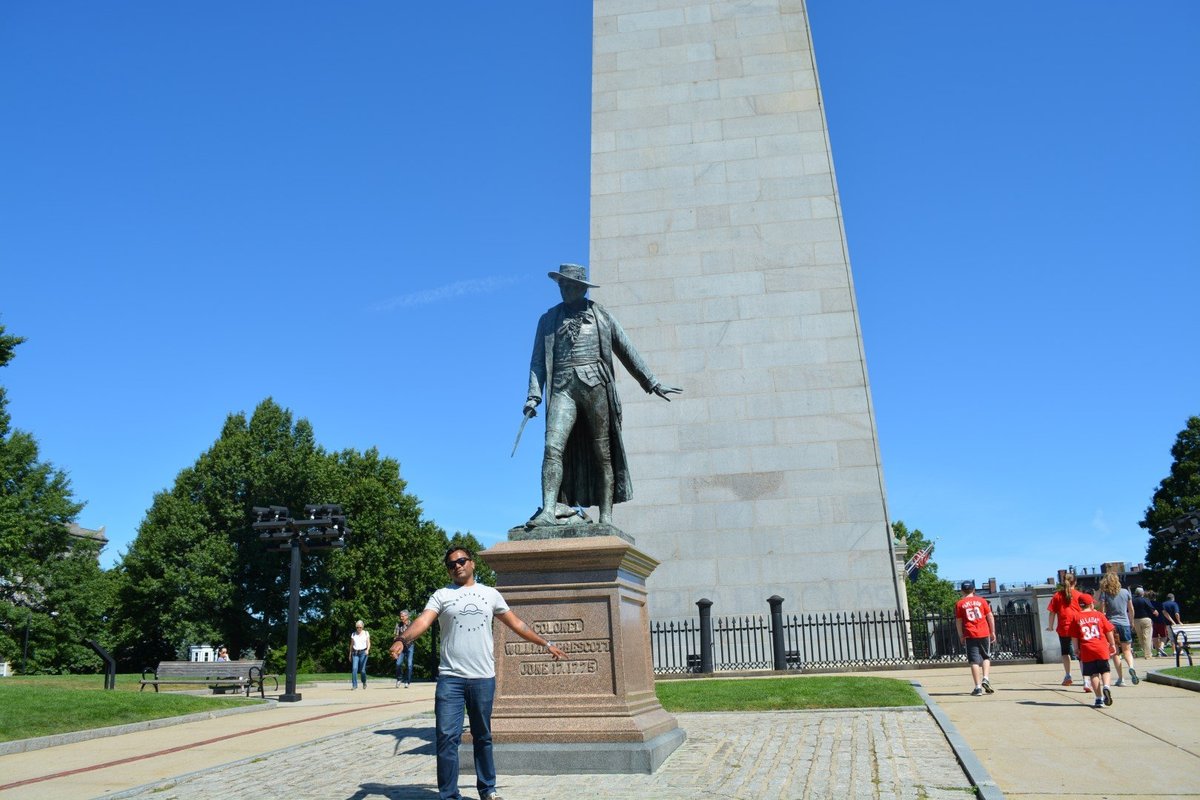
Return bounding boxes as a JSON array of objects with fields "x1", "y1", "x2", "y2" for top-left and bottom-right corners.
[
  {"x1": 21, "y1": 609, "x2": 58, "y2": 674},
  {"x1": 21, "y1": 607, "x2": 31, "y2": 674},
  {"x1": 253, "y1": 504, "x2": 349, "y2": 702}
]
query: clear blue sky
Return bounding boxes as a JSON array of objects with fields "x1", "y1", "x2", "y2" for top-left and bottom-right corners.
[{"x1": 3, "y1": 2, "x2": 1197, "y2": 587}]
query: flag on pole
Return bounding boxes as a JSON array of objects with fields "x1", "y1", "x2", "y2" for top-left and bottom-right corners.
[{"x1": 905, "y1": 542, "x2": 934, "y2": 581}]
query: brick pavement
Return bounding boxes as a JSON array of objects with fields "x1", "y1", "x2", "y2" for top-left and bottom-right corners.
[{"x1": 111, "y1": 707, "x2": 974, "y2": 800}]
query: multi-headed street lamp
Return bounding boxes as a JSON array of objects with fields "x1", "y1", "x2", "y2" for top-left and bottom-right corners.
[
  {"x1": 1158, "y1": 511, "x2": 1200, "y2": 545},
  {"x1": 253, "y1": 504, "x2": 349, "y2": 702}
]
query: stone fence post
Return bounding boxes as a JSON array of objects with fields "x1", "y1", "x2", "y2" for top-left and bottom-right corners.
[{"x1": 1031, "y1": 585, "x2": 1057, "y2": 664}]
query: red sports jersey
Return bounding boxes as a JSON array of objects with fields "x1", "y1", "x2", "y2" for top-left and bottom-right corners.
[
  {"x1": 955, "y1": 595, "x2": 992, "y2": 638},
  {"x1": 1047, "y1": 591, "x2": 1082, "y2": 636},
  {"x1": 1070, "y1": 610, "x2": 1115, "y2": 662}
]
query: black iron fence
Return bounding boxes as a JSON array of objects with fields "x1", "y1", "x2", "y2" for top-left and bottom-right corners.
[{"x1": 651, "y1": 600, "x2": 1039, "y2": 674}]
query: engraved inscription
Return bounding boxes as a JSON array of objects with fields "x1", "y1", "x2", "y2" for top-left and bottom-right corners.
[
  {"x1": 519, "y1": 659, "x2": 598, "y2": 676},
  {"x1": 500, "y1": 604, "x2": 615, "y2": 692},
  {"x1": 532, "y1": 619, "x2": 584, "y2": 635},
  {"x1": 505, "y1": 639, "x2": 611, "y2": 656}
]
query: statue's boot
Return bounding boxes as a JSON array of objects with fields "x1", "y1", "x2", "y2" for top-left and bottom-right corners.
[
  {"x1": 530, "y1": 453, "x2": 569, "y2": 528},
  {"x1": 597, "y1": 458, "x2": 614, "y2": 525},
  {"x1": 526, "y1": 507, "x2": 565, "y2": 528}
]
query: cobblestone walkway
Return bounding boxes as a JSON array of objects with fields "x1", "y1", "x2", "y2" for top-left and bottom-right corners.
[{"x1": 114, "y1": 707, "x2": 973, "y2": 800}]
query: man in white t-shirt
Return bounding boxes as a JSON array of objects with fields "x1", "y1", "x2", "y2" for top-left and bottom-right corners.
[{"x1": 391, "y1": 546, "x2": 566, "y2": 800}]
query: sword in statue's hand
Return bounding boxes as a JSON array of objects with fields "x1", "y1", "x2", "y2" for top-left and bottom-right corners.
[{"x1": 510, "y1": 407, "x2": 536, "y2": 457}]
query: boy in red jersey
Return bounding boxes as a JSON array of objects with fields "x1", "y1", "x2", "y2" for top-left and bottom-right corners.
[
  {"x1": 955, "y1": 581, "x2": 996, "y2": 696},
  {"x1": 1070, "y1": 594, "x2": 1117, "y2": 709}
]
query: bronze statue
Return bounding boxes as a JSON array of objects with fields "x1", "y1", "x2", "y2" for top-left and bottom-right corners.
[{"x1": 522, "y1": 264, "x2": 681, "y2": 527}]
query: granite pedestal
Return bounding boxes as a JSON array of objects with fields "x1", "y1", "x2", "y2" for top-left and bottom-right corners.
[{"x1": 465, "y1": 528, "x2": 684, "y2": 774}]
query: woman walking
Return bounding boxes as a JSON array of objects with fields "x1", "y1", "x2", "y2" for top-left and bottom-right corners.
[
  {"x1": 349, "y1": 619, "x2": 371, "y2": 690},
  {"x1": 1099, "y1": 573, "x2": 1138, "y2": 686}
]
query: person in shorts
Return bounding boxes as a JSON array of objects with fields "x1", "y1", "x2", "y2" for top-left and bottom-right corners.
[
  {"x1": 955, "y1": 581, "x2": 996, "y2": 696},
  {"x1": 1098, "y1": 572, "x2": 1138, "y2": 686},
  {"x1": 1070, "y1": 593, "x2": 1117, "y2": 709},
  {"x1": 1046, "y1": 573, "x2": 1083, "y2": 686}
]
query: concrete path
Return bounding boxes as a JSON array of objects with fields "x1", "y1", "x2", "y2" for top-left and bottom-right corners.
[
  {"x1": 1, "y1": 662, "x2": 1197, "y2": 799},
  {"x1": 859, "y1": 662, "x2": 1200, "y2": 800},
  {"x1": 0, "y1": 681, "x2": 434, "y2": 799}
]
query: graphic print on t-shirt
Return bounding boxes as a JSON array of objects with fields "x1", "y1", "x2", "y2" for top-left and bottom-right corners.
[{"x1": 446, "y1": 589, "x2": 492, "y2": 633}]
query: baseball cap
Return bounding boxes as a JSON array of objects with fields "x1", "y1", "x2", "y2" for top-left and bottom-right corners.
[
  {"x1": 960, "y1": 580, "x2": 974, "y2": 592},
  {"x1": 1076, "y1": 593, "x2": 1093, "y2": 607}
]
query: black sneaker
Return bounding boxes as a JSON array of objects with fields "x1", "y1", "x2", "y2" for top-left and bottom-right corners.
[
  {"x1": 1102, "y1": 685, "x2": 1113, "y2": 706},
  {"x1": 1129, "y1": 667, "x2": 1140, "y2": 685},
  {"x1": 981, "y1": 677, "x2": 994, "y2": 694},
  {"x1": 970, "y1": 687, "x2": 983, "y2": 696}
]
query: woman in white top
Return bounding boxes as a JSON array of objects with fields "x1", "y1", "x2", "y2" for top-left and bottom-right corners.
[{"x1": 349, "y1": 620, "x2": 371, "y2": 689}]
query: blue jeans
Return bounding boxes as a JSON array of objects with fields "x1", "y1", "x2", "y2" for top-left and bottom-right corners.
[
  {"x1": 350, "y1": 650, "x2": 368, "y2": 688},
  {"x1": 395, "y1": 646, "x2": 414, "y2": 685},
  {"x1": 434, "y1": 675, "x2": 496, "y2": 800}
]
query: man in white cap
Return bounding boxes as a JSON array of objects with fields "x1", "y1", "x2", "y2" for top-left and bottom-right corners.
[{"x1": 523, "y1": 264, "x2": 680, "y2": 527}]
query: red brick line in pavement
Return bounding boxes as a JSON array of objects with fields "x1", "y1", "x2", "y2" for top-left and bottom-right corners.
[{"x1": 0, "y1": 701, "x2": 403, "y2": 792}]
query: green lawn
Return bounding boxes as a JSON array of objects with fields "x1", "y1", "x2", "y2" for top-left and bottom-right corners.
[
  {"x1": 0, "y1": 672, "x2": 389, "y2": 692},
  {"x1": 0, "y1": 684, "x2": 264, "y2": 742},
  {"x1": 3, "y1": 673, "x2": 152, "y2": 691},
  {"x1": 655, "y1": 675, "x2": 921, "y2": 712},
  {"x1": 1161, "y1": 664, "x2": 1200, "y2": 681}
]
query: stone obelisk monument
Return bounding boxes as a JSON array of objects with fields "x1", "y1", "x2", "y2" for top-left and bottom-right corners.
[{"x1": 589, "y1": 0, "x2": 903, "y2": 621}]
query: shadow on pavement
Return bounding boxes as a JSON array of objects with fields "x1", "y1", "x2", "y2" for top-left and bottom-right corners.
[
  {"x1": 373, "y1": 723, "x2": 436, "y2": 757},
  {"x1": 1016, "y1": 699, "x2": 1081, "y2": 707},
  {"x1": 344, "y1": 782, "x2": 441, "y2": 799}
]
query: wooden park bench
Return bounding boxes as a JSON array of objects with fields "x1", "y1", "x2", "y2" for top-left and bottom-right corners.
[{"x1": 139, "y1": 660, "x2": 278, "y2": 698}]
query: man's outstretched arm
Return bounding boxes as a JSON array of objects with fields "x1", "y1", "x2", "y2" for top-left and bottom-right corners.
[{"x1": 495, "y1": 610, "x2": 568, "y2": 660}]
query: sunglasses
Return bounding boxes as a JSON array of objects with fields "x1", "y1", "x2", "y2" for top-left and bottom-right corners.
[{"x1": 446, "y1": 556, "x2": 470, "y2": 568}]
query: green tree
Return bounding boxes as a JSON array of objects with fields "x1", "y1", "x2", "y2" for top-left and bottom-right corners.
[
  {"x1": 111, "y1": 398, "x2": 457, "y2": 673},
  {"x1": 0, "y1": 322, "x2": 111, "y2": 673},
  {"x1": 111, "y1": 492, "x2": 235, "y2": 667},
  {"x1": 31, "y1": 537, "x2": 116, "y2": 672},
  {"x1": 894, "y1": 521, "x2": 957, "y2": 617},
  {"x1": 1141, "y1": 415, "x2": 1200, "y2": 614}
]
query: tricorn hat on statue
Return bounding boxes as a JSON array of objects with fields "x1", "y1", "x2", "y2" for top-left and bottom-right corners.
[{"x1": 548, "y1": 263, "x2": 599, "y2": 288}]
